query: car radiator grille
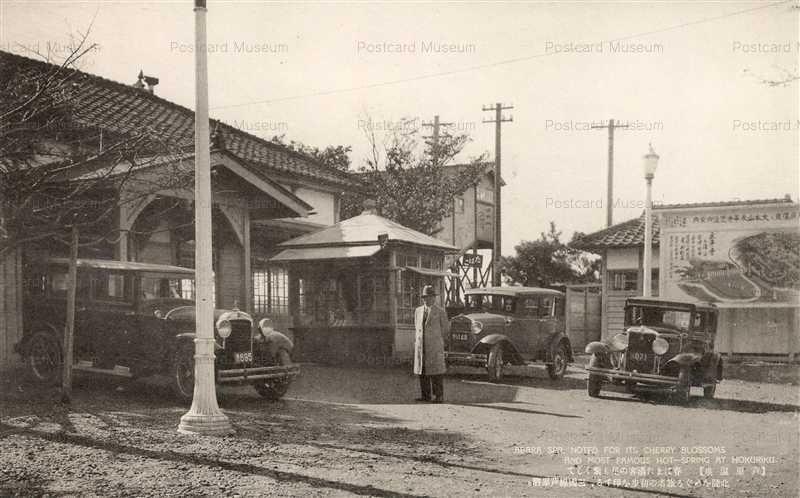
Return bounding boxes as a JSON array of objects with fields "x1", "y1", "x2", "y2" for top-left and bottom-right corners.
[
  {"x1": 448, "y1": 317, "x2": 473, "y2": 352},
  {"x1": 626, "y1": 332, "x2": 680, "y2": 375},
  {"x1": 219, "y1": 320, "x2": 253, "y2": 365}
]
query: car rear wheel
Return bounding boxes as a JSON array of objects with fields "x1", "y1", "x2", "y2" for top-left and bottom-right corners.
[
  {"x1": 28, "y1": 331, "x2": 62, "y2": 385},
  {"x1": 674, "y1": 367, "x2": 691, "y2": 404},
  {"x1": 703, "y1": 383, "x2": 716, "y2": 399},
  {"x1": 254, "y1": 348, "x2": 292, "y2": 400},
  {"x1": 171, "y1": 343, "x2": 195, "y2": 403},
  {"x1": 487, "y1": 344, "x2": 504, "y2": 382},
  {"x1": 547, "y1": 343, "x2": 569, "y2": 380}
]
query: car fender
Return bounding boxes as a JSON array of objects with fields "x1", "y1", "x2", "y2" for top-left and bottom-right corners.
[
  {"x1": 471, "y1": 334, "x2": 523, "y2": 364},
  {"x1": 261, "y1": 330, "x2": 294, "y2": 357},
  {"x1": 701, "y1": 352, "x2": 724, "y2": 381},
  {"x1": 666, "y1": 352, "x2": 702, "y2": 367},
  {"x1": 585, "y1": 341, "x2": 609, "y2": 355}
]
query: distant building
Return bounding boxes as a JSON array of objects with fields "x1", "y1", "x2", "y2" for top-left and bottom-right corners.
[
  {"x1": 432, "y1": 163, "x2": 504, "y2": 306},
  {"x1": 573, "y1": 197, "x2": 799, "y2": 360}
]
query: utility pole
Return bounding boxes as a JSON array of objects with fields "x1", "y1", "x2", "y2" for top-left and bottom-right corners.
[
  {"x1": 591, "y1": 119, "x2": 629, "y2": 227},
  {"x1": 61, "y1": 225, "x2": 78, "y2": 404},
  {"x1": 482, "y1": 103, "x2": 513, "y2": 286},
  {"x1": 422, "y1": 115, "x2": 453, "y2": 164}
]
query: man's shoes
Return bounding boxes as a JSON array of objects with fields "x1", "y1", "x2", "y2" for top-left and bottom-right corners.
[
  {"x1": 415, "y1": 397, "x2": 431, "y2": 402},
  {"x1": 432, "y1": 397, "x2": 444, "y2": 404}
]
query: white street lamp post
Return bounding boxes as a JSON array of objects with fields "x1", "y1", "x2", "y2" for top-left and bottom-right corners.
[
  {"x1": 642, "y1": 144, "x2": 659, "y2": 298},
  {"x1": 178, "y1": 0, "x2": 233, "y2": 436}
]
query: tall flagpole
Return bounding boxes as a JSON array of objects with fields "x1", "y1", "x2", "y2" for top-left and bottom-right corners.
[{"x1": 179, "y1": 0, "x2": 233, "y2": 436}]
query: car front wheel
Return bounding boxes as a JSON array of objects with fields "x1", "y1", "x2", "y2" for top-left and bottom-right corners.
[
  {"x1": 28, "y1": 331, "x2": 62, "y2": 385},
  {"x1": 253, "y1": 348, "x2": 292, "y2": 400},
  {"x1": 703, "y1": 383, "x2": 716, "y2": 399},
  {"x1": 487, "y1": 343, "x2": 504, "y2": 382},
  {"x1": 547, "y1": 343, "x2": 569, "y2": 380}
]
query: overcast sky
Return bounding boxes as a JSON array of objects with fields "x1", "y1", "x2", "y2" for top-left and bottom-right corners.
[{"x1": 2, "y1": 1, "x2": 797, "y2": 254}]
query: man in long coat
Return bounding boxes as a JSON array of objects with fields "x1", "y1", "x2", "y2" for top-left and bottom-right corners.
[{"x1": 414, "y1": 285, "x2": 449, "y2": 402}]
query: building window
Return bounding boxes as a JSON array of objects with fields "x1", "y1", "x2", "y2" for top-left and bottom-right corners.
[
  {"x1": 651, "y1": 269, "x2": 659, "y2": 295},
  {"x1": 455, "y1": 197, "x2": 465, "y2": 214},
  {"x1": 398, "y1": 270, "x2": 438, "y2": 325},
  {"x1": 477, "y1": 188, "x2": 494, "y2": 203},
  {"x1": 609, "y1": 270, "x2": 638, "y2": 291},
  {"x1": 253, "y1": 266, "x2": 289, "y2": 315},
  {"x1": 396, "y1": 252, "x2": 417, "y2": 268}
]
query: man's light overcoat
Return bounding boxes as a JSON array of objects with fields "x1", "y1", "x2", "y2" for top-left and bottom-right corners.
[{"x1": 413, "y1": 304, "x2": 449, "y2": 375}]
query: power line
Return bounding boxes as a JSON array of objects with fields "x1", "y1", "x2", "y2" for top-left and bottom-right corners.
[{"x1": 209, "y1": 0, "x2": 791, "y2": 110}]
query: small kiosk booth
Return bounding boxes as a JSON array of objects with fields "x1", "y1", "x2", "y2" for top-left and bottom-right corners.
[{"x1": 270, "y1": 211, "x2": 457, "y2": 364}]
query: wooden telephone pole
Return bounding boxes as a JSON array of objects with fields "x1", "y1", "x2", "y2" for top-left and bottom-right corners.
[
  {"x1": 61, "y1": 225, "x2": 78, "y2": 404},
  {"x1": 483, "y1": 103, "x2": 513, "y2": 286},
  {"x1": 591, "y1": 119, "x2": 628, "y2": 227},
  {"x1": 422, "y1": 115, "x2": 453, "y2": 164}
]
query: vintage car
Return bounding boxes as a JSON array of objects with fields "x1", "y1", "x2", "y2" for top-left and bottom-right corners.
[
  {"x1": 584, "y1": 297, "x2": 722, "y2": 403},
  {"x1": 15, "y1": 258, "x2": 300, "y2": 402},
  {"x1": 445, "y1": 287, "x2": 573, "y2": 381}
]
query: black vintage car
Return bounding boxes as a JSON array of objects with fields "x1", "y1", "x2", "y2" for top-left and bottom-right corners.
[
  {"x1": 584, "y1": 297, "x2": 723, "y2": 403},
  {"x1": 445, "y1": 287, "x2": 573, "y2": 382},
  {"x1": 15, "y1": 258, "x2": 299, "y2": 402}
]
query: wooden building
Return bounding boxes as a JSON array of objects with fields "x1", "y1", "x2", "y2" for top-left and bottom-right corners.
[
  {"x1": 270, "y1": 209, "x2": 456, "y2": 364},
  {"x1": 0, "y1": 50, "x2": 361, "y2": 370},
  {"x1": 432, "y1": 163, "x2": 504, "y2": 306}
]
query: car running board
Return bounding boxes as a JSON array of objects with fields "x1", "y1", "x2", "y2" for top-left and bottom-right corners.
[{"x1": 72, "y1": 363, "x2": 133, "y2": 378}]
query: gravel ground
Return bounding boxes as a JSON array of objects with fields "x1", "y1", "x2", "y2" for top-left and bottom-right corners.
[{"x1": 1, "y1": 363, "x2": 798, "y2": 497}]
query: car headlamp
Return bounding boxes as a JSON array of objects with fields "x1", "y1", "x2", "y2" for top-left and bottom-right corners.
[
  {"x1": 470, "y1": 320, "x2": 483, "y2": 334},
  {"x1": 610, "y1": 332, "x2": 629, "y2": 350},
  {"x1": 258, "y1": 318, "x2": 274, "y2": 336},
  {"x1": 652, "y1": 337, "x2": 669, "y2": 355},
  {"x1": 216, "y1": 319, "x2": 232, "y2": 339}
]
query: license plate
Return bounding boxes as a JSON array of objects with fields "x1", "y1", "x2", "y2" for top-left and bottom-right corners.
[
  {"x1": 452, "y1": 333, "x2": 469, "y2": 341},
  {"x1": 234, "y1": 352, "x2": 253, "y2": 363}
]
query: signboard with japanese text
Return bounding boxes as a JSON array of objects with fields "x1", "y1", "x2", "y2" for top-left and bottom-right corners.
[
  {"x1": 657, "y1": 203, "x2": 800, "y2": 307},
  {"x1": 462, "y1": 253, "x2": 484, "y2": 268}
]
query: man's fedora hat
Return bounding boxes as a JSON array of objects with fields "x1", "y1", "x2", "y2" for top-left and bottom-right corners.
[{"x1": 420, "y1": 285, "x2": 437, "y2": 297}]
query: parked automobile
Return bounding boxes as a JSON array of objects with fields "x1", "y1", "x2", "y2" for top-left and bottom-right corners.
[
  {"x1": 584, "y1": 297, "x2": 722, "y2": 403},
  {"x1": 15, "y1": 258, "x2": 299, "y2": 402},
  {"x1": 445, "y1": 287, "x2": 572, "y2": 381}
]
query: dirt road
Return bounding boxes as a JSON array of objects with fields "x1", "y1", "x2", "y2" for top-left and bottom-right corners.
[{"x1": 1, "y1": 364, "x2": 798, "y2": 497}]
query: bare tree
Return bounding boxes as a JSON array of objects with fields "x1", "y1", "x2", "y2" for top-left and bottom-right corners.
[
  {"x1": 344, "y1": 115, "x2": 487, "y2": 235},
  {"x1": 0, "y1": 31, "x2": 192, "y2": 257}
]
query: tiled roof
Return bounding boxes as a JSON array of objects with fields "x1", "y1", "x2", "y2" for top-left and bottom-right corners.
[
  {"x1": 278, "y1": 212, "x2": 458, "y2": 252},
  {"x1": 654, "y1": 197, "x2": 793, "y2": 210},
  {"x1": 572, "y1": 197, "x2": 796, "y2": 251},
  {"x1": 571, "y1": 212, "x2": 659, "y2": 251},
  {"x1": 0, "y1": 50, "x2": 360, "y2": 190}
]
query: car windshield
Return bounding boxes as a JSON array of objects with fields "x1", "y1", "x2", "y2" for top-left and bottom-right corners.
[
  {"x1": 628, "y1": 306, "x2": 691, "y2": 331},
  {"x1": 465, "y1": 294, "x2": 516, "y2": 313},
  {"x1": 140, "y1": 274, "x2": 195, "y2": 300}
]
